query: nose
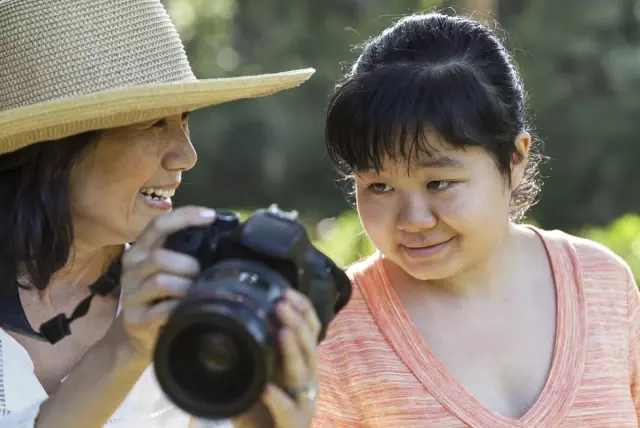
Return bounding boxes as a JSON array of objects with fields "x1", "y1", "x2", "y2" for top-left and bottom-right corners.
[
  {"x1": 397, "y1": 193, "x2": 437, "y2": 232},
  {"x1": 163, "y1": 117, "x2": 198, "y2": 172}
]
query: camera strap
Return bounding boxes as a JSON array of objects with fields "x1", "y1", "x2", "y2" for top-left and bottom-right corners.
[
  {"x1": 39, "y1": 259, "x2": 123, "y2": 344},
  {"x1": 0, "y1": 258, "x2": 122, "y2": 344}
]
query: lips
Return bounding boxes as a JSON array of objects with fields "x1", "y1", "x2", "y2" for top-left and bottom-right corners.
[
  {"x1": 400, "y1": 237, "x2": 454, "y2": 259},
  {"x1": 401, "y1": 237, "x2": 452, "y2": 249},
  {"x1": 137, "y1": 182, "x2": 180, "y2": 211}
]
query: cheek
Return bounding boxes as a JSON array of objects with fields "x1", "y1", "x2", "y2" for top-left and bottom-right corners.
[
  {"x1": 71, "y1": 173, "x2": 138, "y2": 218},
  {"x1": 97, "y1": 132, "x2": 164, "y2": 183},
  {"x1": 356, "y1": 194, "x2": 397, "y2": 247},
  {"x1": 437, "y1": 181, "x2": 511, "y2": 233},
  {"x1": 70, "y1": 151, "x2": 154, "y2": 220}
]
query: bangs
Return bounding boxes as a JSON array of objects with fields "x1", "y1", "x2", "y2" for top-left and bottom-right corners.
[{"x1": 325, "y1": 62, "x2": 510, "y2": 174}]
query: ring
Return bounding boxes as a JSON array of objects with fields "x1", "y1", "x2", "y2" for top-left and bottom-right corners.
[{"x1": 291, "y1": 379, "x2": 318, "y2": 403}]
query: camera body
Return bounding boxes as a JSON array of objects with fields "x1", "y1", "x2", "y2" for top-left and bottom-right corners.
[{"x1": 153, "y1": 205, "x2": 352, "y2": 420}]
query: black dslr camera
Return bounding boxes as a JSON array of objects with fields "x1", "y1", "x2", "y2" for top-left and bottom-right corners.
[{"x1": 153, "y1": 205, "x2": 352, "y2": 420}]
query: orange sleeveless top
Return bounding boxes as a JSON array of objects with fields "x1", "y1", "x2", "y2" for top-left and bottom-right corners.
[{"x1": 313, "y1": 228, "x2": 640, "y2": 427}]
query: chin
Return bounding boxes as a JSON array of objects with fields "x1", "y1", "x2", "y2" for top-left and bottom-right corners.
[
  {"x1": 402, "y1": 264, "x2": 457, "y2": 281},
  {"x1": 394, "y1": 254, "x2": 463, "y2": 282},
  {"x1": 126, "y1": 215, "x2": 160, "y2": 241}
]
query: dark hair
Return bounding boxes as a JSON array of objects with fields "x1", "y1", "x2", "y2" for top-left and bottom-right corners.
[
  {"x1": 325, "y1": 12, "x2": 543, "y2": 221},
  {"x1": 0, "y1": 131, "x2": 99, "y2": 294}
]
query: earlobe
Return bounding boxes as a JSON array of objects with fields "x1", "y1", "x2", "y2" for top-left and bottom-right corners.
[
  {"x1": 510, "y1": 131, "x2": 531, "y2": 190},
  {"x1": 514, "y1": 131, "x2": 531, "y2": 156}
]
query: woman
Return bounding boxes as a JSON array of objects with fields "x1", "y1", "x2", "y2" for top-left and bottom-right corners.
[
  {"x1": 312, "y1": 12, "x2": 640, "y2": 427},
  {"x1": 0, "y1": 0, "x2": 320, "y2": 427}
]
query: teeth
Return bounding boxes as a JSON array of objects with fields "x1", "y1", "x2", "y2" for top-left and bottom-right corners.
[{"x1": 139, "y1": 187, "x2": 176, "y2": 199}]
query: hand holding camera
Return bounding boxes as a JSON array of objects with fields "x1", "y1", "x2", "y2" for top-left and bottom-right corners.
[
  {"x1": 115, "y1": 207, "x2": 217, "y2": 359},
  {"x1": 113, "y1": 204, "x2": 352, "y2": 425}
]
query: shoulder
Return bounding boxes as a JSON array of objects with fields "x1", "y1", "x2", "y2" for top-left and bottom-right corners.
[
  {"x1": 0, "y1": 328, "x2": 35, "y2": 366},
  {"x1": 534, "y1": 226, "x2": 632, "y2": 280},
  {"x1": 0, "y1": 328, "x2": 48, "y2": 414},
  {"x1": 530, "y1": 226, "x2": 635, "y2": 314},
  {"x1": 344, "y1": 251, "x2": 383, "y2": 283},
  {"x1": 319, "y1": 253, "x2": 381, "y2": 350}
]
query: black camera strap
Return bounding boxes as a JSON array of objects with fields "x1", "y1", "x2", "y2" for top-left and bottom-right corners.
[
  {"x1": 0, "y1": 259, "x2": 122, "y2": 344},
  {"x1": 39, "y1": 259, "x2": 123, "y2": 344}
]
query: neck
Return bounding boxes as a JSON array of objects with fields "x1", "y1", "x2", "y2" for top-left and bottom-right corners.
[
  {"x1": 33, "y1": 242, "x2": 123, "y2": 312},
  {"x1": 50, "y1": 242, "x2": 123, "y2": 290},
  {"x1": 44, "y1": 216, "x2": 129, "y2": 294},
  {"x1": 433, "y1": 222, "x2": 526, "y2": 296}
]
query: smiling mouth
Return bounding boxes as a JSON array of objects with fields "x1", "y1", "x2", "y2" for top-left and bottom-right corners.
[
  {"x1": 403, "y1": 238, "x2": 453, "y2": 249},
  {"x1": 400, "y1": 237, "x2": 454, "y2": 259},
  {"x1": 139, "y1": 187, "x2": 176, "y2": 202}
]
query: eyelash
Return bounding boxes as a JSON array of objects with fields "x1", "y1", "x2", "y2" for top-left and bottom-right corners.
[
  {"x1": 368, "y1": 180, "x2": 454, "y2": 194},
  {"x1": 427, "y1": 180, "x2": 453, "y2": 191},
  {"x1": 149, "y1": 113, "x2": 190, "y2": 129},
  {"x1": 151, "y1": 119, "x2": 167, "y2": 128}
]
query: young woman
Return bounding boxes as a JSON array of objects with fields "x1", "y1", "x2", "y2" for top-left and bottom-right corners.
[{"x1": 312, "y1": 12, "x2": 640, "y2": 427}]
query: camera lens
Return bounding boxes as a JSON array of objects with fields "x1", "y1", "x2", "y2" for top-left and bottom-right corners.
[
  {"x1": 196, "y1": 332, "x2": 238, "y2": 373},
  {"x1": 154, "y1": 301, "x2": 277, "y2": 419},
  {"x1": 154, "y1": 260, "x2": 294, "y2": 420},
  {"x1": 166, "y1": 322, "x2": 256, "y2": 403}
]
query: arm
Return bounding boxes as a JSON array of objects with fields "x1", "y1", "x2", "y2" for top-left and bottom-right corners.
[
  {"x1": 0, "y1": 322, "x2": 147, "y2": 428},
  {"x1": 627, "y1": 271, "x2": 640, "y2": 419},
  {"x1": 33, "y1": 321, "x2": 148, "y2": 428}
]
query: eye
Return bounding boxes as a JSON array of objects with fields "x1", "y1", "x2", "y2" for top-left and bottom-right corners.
[
  {"x1": 181, "y1": 113, "x2": 190, "y2": 132},
  {"x1": 426, "y1": 180, "x2": 453, "y2": 191},
  {"x1": 368, "y1": 183, "x2": 393, "y2": 193},
  {"x1": 150, "y1": 119, "x2": 168, "y2": 129}
]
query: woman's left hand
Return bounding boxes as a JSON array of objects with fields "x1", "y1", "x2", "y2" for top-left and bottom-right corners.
[{"x1": 230, "y1": 288, "x2": 321, "y2": 428}]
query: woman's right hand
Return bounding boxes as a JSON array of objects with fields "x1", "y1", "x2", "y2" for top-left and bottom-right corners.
[{"x1": 108, "y1": 206, "x2": 217, "y2": 359}]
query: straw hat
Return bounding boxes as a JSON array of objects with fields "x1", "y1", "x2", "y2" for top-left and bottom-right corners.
[{"x1": 0, "y1": 0, "x2": 315, "y2": 155}]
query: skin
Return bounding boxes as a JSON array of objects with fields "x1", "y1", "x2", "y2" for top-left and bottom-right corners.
[
  {"x1": 355, "y1": 132, "x2": 530, "y2": 291},
  {"x1": 353, "y1": 132, "x2": 560, "y2": 419},
  {"x1": 11, "y1": 115, "x2": 318, "y2": 428}
]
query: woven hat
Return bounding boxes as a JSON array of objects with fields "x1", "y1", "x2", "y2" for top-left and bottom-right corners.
[{"x1": 0, "y1": 0, "x2": 315, "y2": 155}]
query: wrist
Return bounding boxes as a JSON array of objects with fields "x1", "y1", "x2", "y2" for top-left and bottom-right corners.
[{"x1": 100, "y1": 318, "x2": 150, "y2": 371}]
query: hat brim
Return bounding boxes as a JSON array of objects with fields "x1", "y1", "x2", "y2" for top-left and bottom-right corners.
[{"x1": 0, "y1": 68, "x2": 315, "y2": 154}]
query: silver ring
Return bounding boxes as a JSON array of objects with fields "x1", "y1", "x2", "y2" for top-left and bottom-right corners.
[{"x1": 291, "y1": 379, "x2": 318, "y2": 403}]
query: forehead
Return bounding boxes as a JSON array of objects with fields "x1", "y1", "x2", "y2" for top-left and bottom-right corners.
[
  {"x1": 360, "y1": 146, "x2": 472, "y2": 175},
  {"x1": 360, "y1": 128, "x2": 470, "y2": 168}
]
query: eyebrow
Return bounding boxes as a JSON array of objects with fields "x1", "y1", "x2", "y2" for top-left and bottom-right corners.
[{"x1": 417, "y1": 155, "x2": 464, "y2": 168}]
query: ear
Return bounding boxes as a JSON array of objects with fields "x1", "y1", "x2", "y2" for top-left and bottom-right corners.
[{"x1": 510, "y1": 131, "x2": 531, "y2": 191}]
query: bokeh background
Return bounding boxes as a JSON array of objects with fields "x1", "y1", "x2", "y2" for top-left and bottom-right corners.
[{"x1": 165, "y1": 0, "x2": 640, "y2": 279}]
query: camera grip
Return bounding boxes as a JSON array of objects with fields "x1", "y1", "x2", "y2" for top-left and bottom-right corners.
[{"x1": 163, "y1": 226, "x2": 209, "y2": 259}]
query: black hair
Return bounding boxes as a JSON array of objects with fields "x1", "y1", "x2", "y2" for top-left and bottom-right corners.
[
  {"x1": 325, "y1": 12, "x2": 543, "y2": 221},
  {"x1": 0, "y1": 131, "x2": 99, "y2": 294}
]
